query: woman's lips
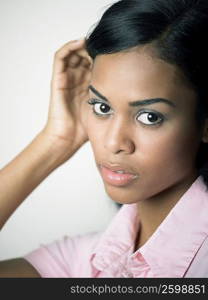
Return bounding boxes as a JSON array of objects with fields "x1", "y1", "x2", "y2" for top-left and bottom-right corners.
[{"x1": 100, "y1": 165, "x2": 139, "y2": 187}]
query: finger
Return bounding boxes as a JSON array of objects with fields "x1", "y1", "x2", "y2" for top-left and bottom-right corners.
[
  {"x1": 53, "y1": 39, "x2": 85, "y2": 74},
  {"x1": 68, "y1": 54, "x2": 83, "y2": 68},
  {"x1": 67, "y1": 54, "x2": 92, "y2": 71},
  {"x1": 56, "y1": 39, "x2": 85, "y2": 60},
  {"x1": 81, "y1": 57, "x2": 93, "y2": 68},
  {"x1": 76, "y1": 48, "x2": 93, "y2": 64},
  {"x1": 67, "y1": 65, "x2": 91, "y2": 89},
  {"x1": 67, "y1": 50, "x2": 92, "y2": 70},
  {"x1": 53, "y1": 60, "x2": 91, "y2": 91},
  {"x1": 72, "y1": 56, "x2": 92, "y2": 70}
]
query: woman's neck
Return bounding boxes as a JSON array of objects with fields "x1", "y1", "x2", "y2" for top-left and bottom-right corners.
[{"x1": 134, "y1": 171, "x2": 198, "y2": 252}]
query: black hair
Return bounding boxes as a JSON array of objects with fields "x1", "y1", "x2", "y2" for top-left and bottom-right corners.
[{"x1": 85, "y1": 0, "x2": 208, "y2": 188}]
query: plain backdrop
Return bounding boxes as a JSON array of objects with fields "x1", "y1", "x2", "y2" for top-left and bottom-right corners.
[{"x1": 0, "y1": 0, "x2": 119, "y2": 260}]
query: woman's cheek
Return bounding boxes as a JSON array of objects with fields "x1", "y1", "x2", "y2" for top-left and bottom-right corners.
[
  {"x1": 146, "y1": 129, "x2": 197, "y2": 170},
  {"x1": 138, "y1": 128, "x2": 180, "y2": 165}
]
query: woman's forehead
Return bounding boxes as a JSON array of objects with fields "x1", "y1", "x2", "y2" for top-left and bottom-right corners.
[
  {"x1": 90, "y1": 50, "x2": 197, "y2": 108},
  {"x1": 92, "y1": 50, "x2": 183, "y2": 87}
]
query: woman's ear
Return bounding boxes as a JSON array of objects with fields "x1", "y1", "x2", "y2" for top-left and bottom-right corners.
[{"x1": 202, "y1": 118, "x2": 208, "y2": 143}]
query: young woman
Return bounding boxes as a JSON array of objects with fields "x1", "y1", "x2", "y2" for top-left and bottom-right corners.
[{"x1": 1, "y1": 0, "x2": 208, "y2": 277}]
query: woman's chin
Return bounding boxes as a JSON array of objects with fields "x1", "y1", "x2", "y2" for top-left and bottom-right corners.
[{"x1": 102, "y1": 182, "x2": 143, "y2": 205}]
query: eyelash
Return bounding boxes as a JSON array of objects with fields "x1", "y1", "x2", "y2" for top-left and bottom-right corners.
[{"x1": 87, "y1": 98, "x2": 164, "y2": 126}]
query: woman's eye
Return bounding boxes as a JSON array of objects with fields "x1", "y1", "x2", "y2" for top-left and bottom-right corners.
[
  {"x1": 87, "y1": 99, "x2": 112, "y2": 116},
  {"x1": 94, "y1": 103, "x2": 112, "y2": 115},
  {"x1": 87, "y1": 99, "x2": 164, "y2": 126},
  {"x1": 136, "y1": 111, "x2": 163, "y2": 125}
]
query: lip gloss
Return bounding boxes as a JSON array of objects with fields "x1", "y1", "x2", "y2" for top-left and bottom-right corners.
[{"x1": 100, "y1": 166, "x2": 138, "y2": 187}]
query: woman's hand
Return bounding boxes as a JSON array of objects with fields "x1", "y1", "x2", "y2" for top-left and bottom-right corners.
[{"x1": 43, "y1": 38, "x2": 93, "y2": 162}]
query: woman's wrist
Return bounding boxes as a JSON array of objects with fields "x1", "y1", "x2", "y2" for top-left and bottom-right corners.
[{"x1": 36, "y1": 129, "x2": 75, "y2": 170}]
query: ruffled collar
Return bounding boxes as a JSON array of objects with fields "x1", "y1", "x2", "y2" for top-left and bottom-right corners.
[{"x1": 90, "y1": 175, "x2": 208, "y2": 277}]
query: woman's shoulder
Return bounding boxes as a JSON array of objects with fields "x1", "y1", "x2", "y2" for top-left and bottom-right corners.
[
  {"x1": 23, "y1": 230, "x2": 103, "y2": 277},
  {"x1": 61, "y1": 230, "x2": 103, "y2": 257}
]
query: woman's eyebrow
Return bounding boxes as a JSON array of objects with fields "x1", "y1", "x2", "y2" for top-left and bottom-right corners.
[{"x1": 88, "y1": 85, "x2": 176, "y2": 108}]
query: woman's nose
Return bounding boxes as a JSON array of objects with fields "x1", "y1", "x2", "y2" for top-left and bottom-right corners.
[{"x1": 103, "y1": 117, "x2": 135, "y2": 155}]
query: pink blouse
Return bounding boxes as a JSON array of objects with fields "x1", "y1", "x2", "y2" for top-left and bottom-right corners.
[{"x1": 24, "y1": 175, "x2": 208, "y2": 277}]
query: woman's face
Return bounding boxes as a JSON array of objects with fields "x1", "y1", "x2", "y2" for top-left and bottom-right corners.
[{"x1": 84, "y1": 47, "x2": 202, "y2": 204}]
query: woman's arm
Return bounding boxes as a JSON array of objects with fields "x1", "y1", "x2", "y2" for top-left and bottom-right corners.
[
  {"x1": 0, "y1": 130, "x2": 72, "y2": 231},
  {"x1": 0, "y1": 258, "x2": 41, "y2": 277},
  {"x1": 0, "y1": 131, "x2": 68, "y2": 277}
]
